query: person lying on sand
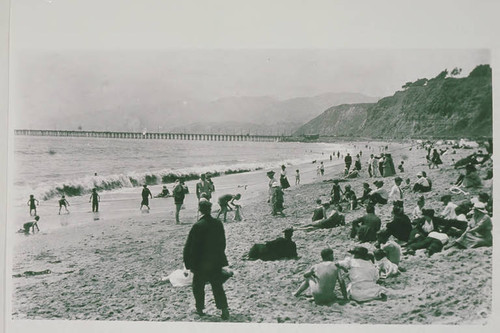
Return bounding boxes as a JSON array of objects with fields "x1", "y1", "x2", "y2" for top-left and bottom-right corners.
[
  {"x1": 248, "y1": 228, "x2": 297, "y2": 261},
  {"x1": 293, "y1": 248, "x2": 347, "y2": 304},
  {"x1": 20, "y1": 215, "x2": 40, "y2": 234},
  {"x1": 336, "y1": 246, "x2": 387, "y2": 302},
  {"x1": 404, "y1": 230, "x2": 449, "y2": 257},
  {"x1": 296, "y1": 205, "x2": 345, "y2": 231}
]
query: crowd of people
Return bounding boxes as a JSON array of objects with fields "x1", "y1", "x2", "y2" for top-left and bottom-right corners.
[{"x1": 19, "y1": 141, "x2": 492, "y2": 321}]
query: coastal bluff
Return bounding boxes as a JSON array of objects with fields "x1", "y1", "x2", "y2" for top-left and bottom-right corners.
[{"x1": 294, "y1": 65, "x2": 492, "y2": 139}]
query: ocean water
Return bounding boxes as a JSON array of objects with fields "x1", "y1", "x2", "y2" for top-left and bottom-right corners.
[{"x1": 12, "y1": 136, "x2": 347, "y2": 202}]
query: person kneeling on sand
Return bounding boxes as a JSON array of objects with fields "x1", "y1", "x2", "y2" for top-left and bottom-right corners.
[
  {"x1": 293, "y1": 248, "x2": 348, "y2": 304},
  {"x1": 248, "y1": 228, "x2": 297, "y2": 261},
  {"x1": 21, "y1": 215, "x2": 40, "y2": 234},
  {"x1": 336, "y1": 246, "x2": 387, "y2": 302},
  {"x1": 296, "y1": 205, "x2": 345, "y2": 231}
]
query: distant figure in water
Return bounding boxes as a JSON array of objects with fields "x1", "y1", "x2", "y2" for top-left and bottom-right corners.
[
  {"x1": 21, "y1": 215, "x2": 40, "y2": 234},
  {"x1": 58, "y1": 195, "x2": 70, "y2": 214},
  {"x1": 140, "y1": 185, "x2": 152, "y2": 211},
  {"x1": 89, "y1": 188, "x2": 100, "y2": 212},
  {"x1": 295, "y1": 169, "x2": 300, "y2": 185},
  {"x1": 27, "y1": 194, "x2": 39, "y2": 216}
]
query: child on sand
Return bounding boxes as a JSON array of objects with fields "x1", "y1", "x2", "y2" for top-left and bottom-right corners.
[
  {"x1": 295, "y1": 169, "x2": 300, "y2": 185},
  {"x1": 21, "y1": 215, "x2": 40, "y2": 234},
  {"x1": 27, "y1": 194, "x2": 39, "y2": 216},
  {"x1": 58, "y1": 195, "x2": 70, "y2": 214}
]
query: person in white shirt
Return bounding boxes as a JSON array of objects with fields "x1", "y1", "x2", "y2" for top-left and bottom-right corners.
[
  {"x1": 411, "y1": 196, "x2": 425, "y2": 220},
  {"x1": 412, "y1": 172, "x2": 431, "y2": 193},
  {"x1": 439, "y1": 195, "x2": 457, "y2": 220},
  {"x1": 388, "y1": 177, "x2": 404, "y2": 203}
]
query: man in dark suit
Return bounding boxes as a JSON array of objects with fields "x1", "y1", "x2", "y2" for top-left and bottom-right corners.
[{"x1": 183, "y1": 200, "x2": 230, "y2": 320}]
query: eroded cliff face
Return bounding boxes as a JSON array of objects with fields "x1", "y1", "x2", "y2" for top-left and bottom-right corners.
[{"x1": 294, "y1": 65, "x2": 492, "y2": 139}]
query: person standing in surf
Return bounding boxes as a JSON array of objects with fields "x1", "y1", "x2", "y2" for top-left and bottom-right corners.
[
  {"x1": 280, "y1": 165, "x2": 291, "y2": 190},
  {"x1": 89, "y1": 188, "x2": 100, "y2": 212},
  {"x1": 58, "y1": 195, "x2": 70, "y2": 215},
  {"x1": 27, "y1": 194, "x2": 39, "y2": 216},
  {"x1": 140, "y1": 185, "x2": 152, "y2": 211}
]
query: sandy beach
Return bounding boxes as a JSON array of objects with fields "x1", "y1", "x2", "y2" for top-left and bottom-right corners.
[{"x1": 9, "y1": 140, "x2": 492, "y2": 324}]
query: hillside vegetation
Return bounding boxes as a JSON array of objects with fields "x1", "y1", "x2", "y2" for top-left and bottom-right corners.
[{"x1": 294, "y1": 65, "x2": 492, "y2": 139}]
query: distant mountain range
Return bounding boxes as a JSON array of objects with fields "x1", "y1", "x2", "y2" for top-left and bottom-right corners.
[
  {"x1": 32, "y1": 92, "x2": 379, "y2": 135},
  {"x1": 294, "y1": 65, "x2": 492, "y2": 139}
]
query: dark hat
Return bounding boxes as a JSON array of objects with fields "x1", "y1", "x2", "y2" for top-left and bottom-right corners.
[
  {"x1": 198, "y1": 200, "x2": 212, "y2": 213},
  {"x1": 422, "y1": 209, "x2": 435, "y2": 218},
  {"x1": 267, "y1": 170, "x2": 276, "y2": 176},
  {"x1": 373, "y1": 180, "x2": 384, "y2": 187},
  {"x1": 440, "y1": 195, "x2": 452, "y2": 202},
  {"x1": 394, "y1": 177, "x2": 403, "y2": 182},
  {"x1": 348, "y1": 246, "x2": 369, "y2": 257}
]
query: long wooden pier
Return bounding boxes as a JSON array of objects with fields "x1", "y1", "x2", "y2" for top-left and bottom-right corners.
[{"x1": 14, "y1": 129, "x2": 284, "y2": 142}]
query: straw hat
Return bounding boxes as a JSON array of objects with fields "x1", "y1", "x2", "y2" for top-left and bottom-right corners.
[{"x1": 473, "y1": 202, "x2": 488, "y2": 214}]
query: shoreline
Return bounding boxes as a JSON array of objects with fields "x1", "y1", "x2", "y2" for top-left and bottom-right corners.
[{"x1": 9, "y1": 140, "x2": 492, "y2": 324}]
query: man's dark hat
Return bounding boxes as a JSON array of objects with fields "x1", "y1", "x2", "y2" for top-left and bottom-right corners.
[
  {"x1": 348, "y1": 246, "x2": 369, "y2": 257},
  {"x1": 267, "y1": 170, "x2": 276, "y2": 176}
]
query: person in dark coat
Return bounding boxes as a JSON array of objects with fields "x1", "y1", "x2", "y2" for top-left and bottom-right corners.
[
  {"x1": 386, "y1": 204, "x2": 412, "y2": 242},
  {"x1": 344, "y1": 153, "x2": 352, "y2": 172},
  {"x1": 350, "y1": 204, "x2": 381, "y2": 242},
  {"x1": 183, "y1": 200, "x2": 230, "y2": 320},
  {"x1": 249, "y1": 228, "x2": 298, "y2": 261}
]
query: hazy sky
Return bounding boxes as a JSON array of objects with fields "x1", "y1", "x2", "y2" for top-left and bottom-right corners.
[{"x1": 8, "y1": 0, "x2": 494, "y2": 124}]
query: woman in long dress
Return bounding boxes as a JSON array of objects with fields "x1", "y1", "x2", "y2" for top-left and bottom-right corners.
[
  {"x1": 454, "y1": 203, "x2": 492, "y2": 248},
  {"x1": 280, "y1": 165, "x2": 291, "y2": 189}
]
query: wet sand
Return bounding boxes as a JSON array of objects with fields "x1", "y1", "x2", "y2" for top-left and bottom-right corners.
[{"x1": 10, "y1": 141, "x2": 492, "y2": 324}]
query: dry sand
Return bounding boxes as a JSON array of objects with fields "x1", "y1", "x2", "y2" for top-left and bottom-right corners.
[{"x1": 10, "y1": 141, "x2": 492, "y2": 324}]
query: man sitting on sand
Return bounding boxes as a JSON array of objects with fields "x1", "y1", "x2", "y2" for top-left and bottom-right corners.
[
  {"x1": 156, "y1": 185, "x2": 170, "y2": 198},
  {"x1": 369, "y1": 181, "x2": 388, "y2": 205},
  {"x1": 386, "y1": 204, "x2": 412, "y2": 242},
  {"x1": 248, "y1": 228, "x2": 297, "y2": 261},
  {"x1": 350, "y1": 204, "x2": 381, "y2": 242},
  {"x1": 311, "y1": 199, "x2": 328, "y2": 222},
  {"x1": 413, "y1": 172, "x2": 431, "y2": 193},
  {"x1": 293, "y1": 248, "x2": 348, "y2": 304},
  {"x1": 21, "y1": 215, "x2": 40, "y2": 234},
  {"x1": 336, "y1": 246, "x2": 387, "y2": 302},
  {"x1": 296, "y1": 205, "x2": 345, "y2": 231},
  {"x1": 343, "y1": 185, "x2": 358, "y2": 210},
  {"x1": 216, "y1": 193, "x2": 242, "y2": 222}
]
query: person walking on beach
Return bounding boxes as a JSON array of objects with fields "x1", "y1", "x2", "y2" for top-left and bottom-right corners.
[
  {"x1": 280, "y1": 165, "x2": 291, "y2": 189},
  {"x1": 183, "y1": 200, "x2": 230, "y2": 320},
  {"x1": 58, "y1": 195, "x2": 70, "y2": 214},
  {"x1": 267, "y1": 170, "x2": 277, "y2": 203},
  {"x1": 293, "y1": 248, "x2": 347, "y2": 304},
  {"x1": 89, "y1": 188, "x2": 100, "y2": 212},
  {"x1": 271, "y1": 182, "x2": 285, "y2": 216},
  {"x1": 344, "y1": 153, "x2": 352, "y2": 172},
  {"x1": 173, "y1": 179, "x2": 187, "y2": 224},
  {"x1": 330, "y1": 179, "x2": 343, "y2": 205},
  {"x1": 140, "y1": 185, "x2": 152, "y2": 211},
  {"x1": 295, "y1": 169, "x2": 300, "y2": 185},
  {"x1": 320, "y1": 162, "x2": 325, "y2": 176},
  {"x1": 196, "y1": 173, "x2": 215, "y2": 202},
  {"x1": 27, "y1": 194, "x2": 39, "y2": 216}
]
